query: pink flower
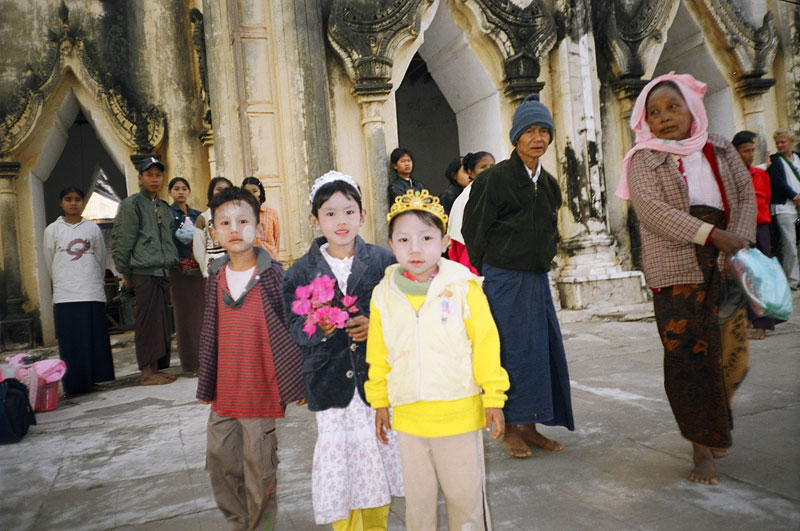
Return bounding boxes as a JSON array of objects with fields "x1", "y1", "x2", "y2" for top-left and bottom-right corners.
[
  {"x1": 295, "y1": 284, "x2": 313, "y2": 300},
  {"x1": 302, "y1": 321, "x2": 317, "y2": 337},
  {"x1": 291, "y1": 299, "x2": 311, "y2": 316},
  {"x1": 310, "y1": 275, "x2": 336, "y2": 303},
  {"x1": 342, "y1": 294, "x2": 358, "y2": 309}
]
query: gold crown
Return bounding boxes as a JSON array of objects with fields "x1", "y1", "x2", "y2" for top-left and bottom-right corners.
[{"x1": 387, "y1": 189, "x2": 448, "y2": 227}]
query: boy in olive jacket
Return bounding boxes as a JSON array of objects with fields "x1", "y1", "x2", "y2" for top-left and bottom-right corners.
[{"x1": 112, "y1": 156, "x2": 179, "y2": 385}]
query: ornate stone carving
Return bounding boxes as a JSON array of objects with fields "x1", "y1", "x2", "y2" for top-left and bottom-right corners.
[
  {"x1": 693, "y1": 0, "x2": 777, "y2": 81},
  {"x1": 462, "y1": 0, "x2": 558, "y2": 102},
  {"x1": 593, "y1": 0, "x2": 673, "y2": 82},
  {"x1": 190, "y1": 8, "x2": 212, "y2": 130},
  {"x1": 327, "y1": 0, "x2": 435, "y2": 98},
  {"x1": 0, "y1": 1, "x2": 165, "y2": 158}
]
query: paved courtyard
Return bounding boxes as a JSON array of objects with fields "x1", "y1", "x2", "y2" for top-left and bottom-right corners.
[{"x1": 1, "y1": 296, "x2": 798, "y2": 530}]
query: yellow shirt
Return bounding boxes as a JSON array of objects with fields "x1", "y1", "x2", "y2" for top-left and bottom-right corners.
[{"x1": 365, "y1": 280, "x2": 509, "y2": 438}]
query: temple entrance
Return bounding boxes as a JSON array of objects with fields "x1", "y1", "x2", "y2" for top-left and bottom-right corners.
[
  {"x1": 43, "y1": 110, "x2": 127, "y2": 224},
  {"x1": 394, "y1": 2, "x2": 506, "y2": 197},
  {"x1": 395, "y1": 53, "x2": 460, "y2": 195}
]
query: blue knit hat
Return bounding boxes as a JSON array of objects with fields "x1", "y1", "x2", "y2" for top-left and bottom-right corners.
[{"x1": 509, "y1": 94, "x2": 554, "y2": 145}]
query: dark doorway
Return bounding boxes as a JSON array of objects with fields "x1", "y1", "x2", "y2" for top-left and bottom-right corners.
[
  {"x1": 43, "y1": 110, "x2": 127, "y2": 224},
  {"x1": 395, "y1": 53, "x2": 460, "y2": 196}
]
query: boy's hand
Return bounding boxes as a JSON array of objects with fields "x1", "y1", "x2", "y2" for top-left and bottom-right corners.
[
  {"x1": 375, "y1": 407, "x2": 391, "y2": 445},
  {"x1": 199, "y1": 399, "x2": 211, "y2": 405},
  {"x1": 485, "y1": 407, "x2": 505, "y2": 440},
  {"x1": 319, "y1": 322, "x2": 336, "y2": 335},
  {"x1": 345, "y1": 315, "x2": 369, "y2": 342}
]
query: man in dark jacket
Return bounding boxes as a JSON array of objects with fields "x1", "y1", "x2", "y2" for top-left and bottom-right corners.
[
  {"x1": 112, "y1": 156, "x2": 179, "y2": 385},
  {"x1": 766, "y1": 129, "x2": 800, "y2": 289},
  {"x1": 463, "y1": 94, "x2": 574, "y2": 458}
]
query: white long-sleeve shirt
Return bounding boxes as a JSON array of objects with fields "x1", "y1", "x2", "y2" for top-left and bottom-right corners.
[{"x1": 43, "y1": 217, "x2": 107, "y2": 304}]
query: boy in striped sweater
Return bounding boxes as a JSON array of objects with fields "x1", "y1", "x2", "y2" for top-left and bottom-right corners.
[{"x1": 196, "y1": 187, "x2": 304, "y2": 531}]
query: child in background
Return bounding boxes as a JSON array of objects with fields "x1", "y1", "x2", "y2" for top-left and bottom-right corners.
[
  {"x1": 196, "y1": 187, "x2": 304, "y2": 531},
  {"x1": 447, "y1": 151, "x2": 495, "y2": 274},
  {"x1": 44, "y1": 187, "x2": 115, "y2": 395},
  {"x1": 366, "y1": 189, "x2": 509, "y2": 531},
  {"x1": 193, "y1": 176, "x2": 233, "y2": 277},
  {"x1": 387, "y1": 148, "x2": 424, "y2": 207},
  {"x1": 242, "y1": 176, "x2": 281, "y2": 260},
  {"x1": 283, "y1": 171, "x2": 403, "y2": 530},
  {"x1": 438, "y1": 156, "x2": 469, "y2": 215}
]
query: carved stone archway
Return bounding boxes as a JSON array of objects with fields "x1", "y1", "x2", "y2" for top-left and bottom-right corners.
[{"x1": 0, "y1": 3, "x2": 166, "y2": 344}]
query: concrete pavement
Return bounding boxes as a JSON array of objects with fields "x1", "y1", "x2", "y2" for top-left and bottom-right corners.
[{"x1": 1, "y1": 295, "x2": 798, "y2": 530}]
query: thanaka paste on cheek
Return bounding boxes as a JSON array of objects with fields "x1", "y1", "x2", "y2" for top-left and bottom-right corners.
[{"x1": 243, "y1": 225, "x2": 256, "y2": 243}]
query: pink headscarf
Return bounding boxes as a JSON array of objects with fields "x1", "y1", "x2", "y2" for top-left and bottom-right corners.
[{"x1": 615, "y1": 72, "x2": 709, "y2": 200}]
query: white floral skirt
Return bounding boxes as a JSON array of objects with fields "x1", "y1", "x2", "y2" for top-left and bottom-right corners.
[{"x1": 312, "y1": 390, "x2": 405, "y2": 524}]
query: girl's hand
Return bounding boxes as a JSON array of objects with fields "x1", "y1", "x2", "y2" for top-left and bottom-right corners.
[
  {"x1": 319, "y1": 322, "x2": 336, "y2": 335},
  {"x1": 345, "y1": 315, "x2": 369, "y2": 342},
  {"x1": 375, "y1": 407, "x2": 391, "y2": 444},
  {"x1": 485, "y1": 407, "x2": 505, "y2": 440}
]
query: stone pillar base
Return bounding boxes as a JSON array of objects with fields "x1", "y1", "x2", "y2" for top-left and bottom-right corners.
[{"x1": 556, "y1": 271, "x2": 646, "y2": 310}]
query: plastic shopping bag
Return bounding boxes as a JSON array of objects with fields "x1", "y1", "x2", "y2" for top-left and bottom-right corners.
[{"x1": 729, "y1": 248, "x2": 792, "y2": 321}]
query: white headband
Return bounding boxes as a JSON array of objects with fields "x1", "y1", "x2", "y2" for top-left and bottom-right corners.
[{"x1": 308, "y1": 170, "x2": 361, "y2": 204}]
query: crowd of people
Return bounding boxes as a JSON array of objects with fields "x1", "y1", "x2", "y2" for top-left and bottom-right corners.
[{"x1": 40, "y1": 70, "x2": 797, "y2": 530}]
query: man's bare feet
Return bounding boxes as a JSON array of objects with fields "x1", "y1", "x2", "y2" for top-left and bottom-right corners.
[
  {"x1": 711, "y1": 448, "x2": 729, "y2": 459},
  {"x1": 750, "y1": 329, "x2": 766, "y2": 340},
  {"x1": 690, "y1": 443, "x2": 719, "y2": 484},
  {"x1": 141, "y1": 366, "x2": 174, "y2": 386},
  {"x1": 158, "y1": 371, "x2": 178, "y2": 381},
  {"x1": 519, "y1": 424, "x2": 564, "y2": 451},
  {"x1": 503, "y1": 425, "x2": 533, "y2": 457}
]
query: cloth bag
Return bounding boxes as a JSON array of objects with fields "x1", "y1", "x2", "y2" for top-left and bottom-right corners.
[
  {"x1": 0, "y1": 379, "x2": 37, "y2": 444},
  {"x1": 729, "y1": 248, "x2": 793, "y2": 321}
]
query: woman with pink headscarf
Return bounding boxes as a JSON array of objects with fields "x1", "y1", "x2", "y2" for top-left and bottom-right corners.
[{"x1": 617, "y1": 73, "x2": 756, "y2": 485}]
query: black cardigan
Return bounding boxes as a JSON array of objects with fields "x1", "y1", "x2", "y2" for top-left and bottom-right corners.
[
  {"x1": 462, "y1": 150, "x2": 561, "y2": 273},
  {"x1": 282, "y1": 236, "x2": 395, "y2": 411}
]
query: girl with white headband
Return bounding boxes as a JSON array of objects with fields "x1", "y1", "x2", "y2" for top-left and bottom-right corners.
[{"x1": 283, "y1": 171, "x2": 403, "y2": 529}]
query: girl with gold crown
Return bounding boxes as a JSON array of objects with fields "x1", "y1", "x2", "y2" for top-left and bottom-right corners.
[{"x1": 366, "y1": 189, "x2": 509, "y2": 530}]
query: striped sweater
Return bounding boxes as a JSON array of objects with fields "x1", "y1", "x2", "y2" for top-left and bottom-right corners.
[{"x1": 196, "y1": 247, "x2": 304, "y2": 407}]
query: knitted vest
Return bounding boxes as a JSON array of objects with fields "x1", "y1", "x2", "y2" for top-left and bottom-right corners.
[{"x1": 372, "y1": 260, "x2": 482, "y2": 406}]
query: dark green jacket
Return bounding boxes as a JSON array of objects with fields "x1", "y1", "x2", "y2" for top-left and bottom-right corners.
[
  {"x1": 462, "y1": 150, "x2": 561, "y2": 273},
  {"x1": 112, "y1": 188, "x2": 179, "y2": 278}
]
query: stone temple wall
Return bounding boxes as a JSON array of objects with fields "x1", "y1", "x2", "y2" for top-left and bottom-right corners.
[{"x1": 1, "y1": 0, "x2": 798, "y2": 345}]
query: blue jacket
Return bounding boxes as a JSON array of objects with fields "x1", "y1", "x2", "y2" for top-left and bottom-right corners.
[
  {"x1": 169, "y1": 203, "x2": 202, "y2": 258},
  {"x1": 767, "y1": 152, "x2": 800, "y2": 205},
  {"x1": 283, "y1": 236, "x2": 395, "y2": 411}
]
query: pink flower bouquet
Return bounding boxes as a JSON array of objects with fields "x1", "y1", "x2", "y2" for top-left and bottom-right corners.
[{"x1": 291, "y1": 275, "x2": 359, "y2": 337}]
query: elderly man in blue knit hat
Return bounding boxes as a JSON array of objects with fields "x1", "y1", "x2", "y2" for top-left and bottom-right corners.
[{"x1": 463, "y1": 94, "x2": 574, "y2": 457}]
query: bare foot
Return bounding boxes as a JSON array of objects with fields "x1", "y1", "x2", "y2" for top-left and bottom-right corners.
[
  {"x1": 750, "y1": 329, "x2": 766, "y2": 340},
  {"x1": 711, "y1": 448, "x2": 729, "y2": 459},
  {"x1": 690, "y1": 443, "x2": 719, "y2": 484},
  {"x1": 503, "y1": 425, "x2": 533, "y2": 457},
  {"x1": 159, "y1": 371, "x2": 178, "y2": 381},
  {"x1": 140, "y1": 373, "x2": 172, "y2": 386},
  {"x1": 519, "y1": 424, "x2": 564, "y2": 451}
]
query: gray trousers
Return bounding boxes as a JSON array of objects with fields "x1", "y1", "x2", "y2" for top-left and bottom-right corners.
[
  {"x1": 774, "y1": 212, "x2": 799, "y2": 287},
  {"x1": 206, "y1": 411, "x2": 279, "y2": 531}
]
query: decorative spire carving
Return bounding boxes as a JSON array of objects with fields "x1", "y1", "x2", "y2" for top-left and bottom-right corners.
[
  {"x1": 0, "y1": 3, "x2": 165, "y2": 157},
  {"x1": 463, "y1": 0, "x2": 558, "y2": 102},
  {"x1": 327, "y1": 0, "x2": 435, "y2": 99}
]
